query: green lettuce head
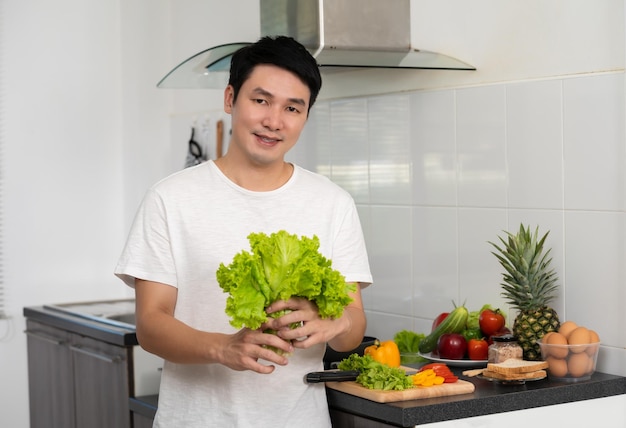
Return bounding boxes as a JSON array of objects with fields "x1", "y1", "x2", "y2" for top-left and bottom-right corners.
[{"x1": 216, "y1": 230, "x2": 355, "y2": 330}]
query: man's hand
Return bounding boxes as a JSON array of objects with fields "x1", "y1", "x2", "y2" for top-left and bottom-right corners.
[
  {"x1": 265, "y1": 297, "x2": 343, "y2": 349},
  {"x1": 135, "y1": 279, "x2": 294, "y2": 374},
  {"x1": 216, "y1": 327, "x2": 294, "y2": 374}
]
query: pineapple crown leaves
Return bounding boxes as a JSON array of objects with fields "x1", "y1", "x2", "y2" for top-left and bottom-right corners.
[{"x1": 488, "y1": 224, "x2": 559, "y2": 311}]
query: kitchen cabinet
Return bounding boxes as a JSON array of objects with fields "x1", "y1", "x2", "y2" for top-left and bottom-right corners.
[
  {"x1": 132, "y1": 412, "x2": 155, "y2": 428},
  {"x1": 25, "y1": 319, "x2": 132, "y2": 428}
]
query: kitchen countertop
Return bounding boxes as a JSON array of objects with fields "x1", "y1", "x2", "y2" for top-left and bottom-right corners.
[
  {"x1": 325, "y1": 369, "x2": 626, "y2": 426},
  {"x1": 23, "y1": 304, "x2": 626, "y2": 426},
  {"x1": 130, "y1": 369, "x2": 626, "y2": 426}
]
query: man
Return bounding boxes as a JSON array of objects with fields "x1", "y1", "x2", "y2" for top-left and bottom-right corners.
[{"x1": 115, "y1": 36, "x2": 372, "y2": 427}]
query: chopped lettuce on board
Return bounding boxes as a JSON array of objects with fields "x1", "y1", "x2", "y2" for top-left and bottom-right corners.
[
  {"x1": 338, "y1": 354, "x2": 414, "y2": 391},
  {"x1": 216, "y1": 230, "x2": 355, "y2": 330}
]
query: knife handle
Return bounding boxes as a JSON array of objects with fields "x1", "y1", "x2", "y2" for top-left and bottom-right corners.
[{"x1": 305, "y1": 370, "x2": 360, "y2": 383}]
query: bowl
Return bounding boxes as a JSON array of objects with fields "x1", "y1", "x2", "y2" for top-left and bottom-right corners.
[{"x1": 537, "y1": 339, "x2": 600, "y2": 381}]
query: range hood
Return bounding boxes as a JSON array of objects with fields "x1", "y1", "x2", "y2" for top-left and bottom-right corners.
[{"x1": 157, "y1": 0, "x2": 474, "y2": 89}]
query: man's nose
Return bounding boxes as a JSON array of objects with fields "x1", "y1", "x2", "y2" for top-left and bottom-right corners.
[{"x1": 262, "y1": 107, "x2": 283, "y2": 131}]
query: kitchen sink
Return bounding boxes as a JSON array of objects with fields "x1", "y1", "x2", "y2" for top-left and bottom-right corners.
[
  {"x1": 43, "y1": 299, "x2": 137, "y2": 328},
  {"x1": 106, "y1": 312, "x2": 136, "y2": 326}
]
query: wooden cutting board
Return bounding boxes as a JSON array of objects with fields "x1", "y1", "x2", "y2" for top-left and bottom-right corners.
[{"x1": 326, "y1": 379, "x2": 475, "y2": 403}]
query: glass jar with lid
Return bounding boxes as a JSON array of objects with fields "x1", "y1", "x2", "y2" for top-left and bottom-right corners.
[{"x1": 488, "y1": 334, "x2": 523, "y2": 363}]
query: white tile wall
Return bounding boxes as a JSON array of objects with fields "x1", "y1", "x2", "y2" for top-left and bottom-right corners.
[
  {"x1": 409, "y1": 90, "x2": 457, "y2": 207},
  {"x1": 507, "y1": 80, "x2": 564, "y2": 209},
  {"x1": 563, "y1": 74, "x2": 625, "y2": 212},
  {"x1": 456, "y1": 86, "x2": 508, "y2": 208},
  {"x1": 368, "y1": 94, "x2": 412, "y2": 205},
  {"x1": 289, "y1": 72, "x2": 626, "y2": 377},
  {"x1": 329, "y1": 99, "x2": 370, "y2": 204},
  {"x1": 366, "y1": 206, "x2": 413, "y2": 316},
  {"x1": 411, "y1": 206, "x2": 458, "y2": 319}
]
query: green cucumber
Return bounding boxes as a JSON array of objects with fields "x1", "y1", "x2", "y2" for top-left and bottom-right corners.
[{"x1": 418, "y1": 305, "x2": 469, "y2": 353}]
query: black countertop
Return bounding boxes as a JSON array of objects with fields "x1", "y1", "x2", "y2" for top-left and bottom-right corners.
[
  {"x1": 325, "y1": 369, "x2": 626, "y2": 426},
  {"x1": 130, "y1": 369, "x2": 626, "y2": 426},
  {"x1": 23, "y1": 304, "x2": 626, "y2": 426}
]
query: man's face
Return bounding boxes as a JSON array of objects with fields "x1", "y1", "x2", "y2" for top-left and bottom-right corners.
[{"x1": 224, "y1": 64, "x2": 311, "y2": 167}]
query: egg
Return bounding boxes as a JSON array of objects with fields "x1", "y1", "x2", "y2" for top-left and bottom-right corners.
[
  {"x1": 568, "y1": 326, "x2": 591, "y2": 353},
  {"x1": 541, "y1": 331, "x2": 554, "y2": 344},
  {"x1": 546, "y1": 332, "x2": 569, "y2": 358},
  {"x1": 586, "y1": 330, "x2": 601, "y2": 356},
  {"x1": 568, "y1": 352, "x2": 591, "y2": 377},
  {"x1": 546, "y1": 356, "x2": 568, "y2": 378},
  {"x1": 558, "y1": 321, "x2": 578, "y2": 339},
  {"x1": 587, "y1": 353, "x2": 596, "y2": 373}
]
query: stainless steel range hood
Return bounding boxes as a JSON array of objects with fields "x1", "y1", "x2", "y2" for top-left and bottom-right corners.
[{"x1": 157, "y1": 0, "x2": 474, "y2": 89}]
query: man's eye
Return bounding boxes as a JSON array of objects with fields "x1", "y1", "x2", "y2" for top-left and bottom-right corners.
[
  {"x1": 254, "y1": 98, "x2": 267, "y2": 105},
  {"x1": 287, "y1": 106, "x2": 300, "y2": 113}
]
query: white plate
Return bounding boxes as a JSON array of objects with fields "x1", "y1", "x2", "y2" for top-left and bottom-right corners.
[{"x1": 418, "y1": 352, "x2": 488, "y2": 368}]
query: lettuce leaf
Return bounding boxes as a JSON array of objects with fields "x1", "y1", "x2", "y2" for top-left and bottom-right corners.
[
  {"x1": 216, "y1": 230, "x2": 355, "y2": 330},
  {"x1": 393, "y1": 330, "x2": 426, "y2": 354},
  {"x1": 466, "y1": 304, "x2": 495, "y2": 330},
  {"x1": 338, "y1": 354, "x2": 414, "y2": 390}
]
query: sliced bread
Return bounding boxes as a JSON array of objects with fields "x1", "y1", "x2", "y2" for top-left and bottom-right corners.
[
  {"x1": 487, "y1": 359, "x2": 549, "y2": 375},
  {"x1": 482, "y1": 369, "x2": 547, "y2": 381}
]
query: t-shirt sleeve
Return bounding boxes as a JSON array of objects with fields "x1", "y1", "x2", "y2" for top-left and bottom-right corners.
[
  {"x1": 114, "y1": 188, "x2": 178, "y2": 288},
  {"x1": 332, "y1": 198, "x2": 373, "y2": 288}
]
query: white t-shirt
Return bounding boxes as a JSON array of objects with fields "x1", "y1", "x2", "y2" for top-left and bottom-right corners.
[{"x1": 115, "y1": 160, "x2": 372, "y2": 428}]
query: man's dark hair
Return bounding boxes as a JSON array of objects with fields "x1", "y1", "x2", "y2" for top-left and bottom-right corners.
[{"x1": 228, "y1": 36, "x2": 322, "y2": 113}]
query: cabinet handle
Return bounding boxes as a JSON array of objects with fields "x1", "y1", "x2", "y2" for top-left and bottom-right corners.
[
  {"x1": 24, "y1": 330, "x2": 66, "y2": 346},
  {"x1": 69, "y1": 345, "x2": 123, "y2": 364}
]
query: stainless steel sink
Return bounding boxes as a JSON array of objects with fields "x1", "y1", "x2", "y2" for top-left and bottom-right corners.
[
  {"x1": 106, "y1": 312, "x2": 136, "y2": 326},
  {"x1": 43, "y1": 299, "x2": 136, "y2": 328}
]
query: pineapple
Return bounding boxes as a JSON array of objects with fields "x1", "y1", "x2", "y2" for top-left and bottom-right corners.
[{"x1": 489, "y1": 224, "x2": 561, "y2": 360}]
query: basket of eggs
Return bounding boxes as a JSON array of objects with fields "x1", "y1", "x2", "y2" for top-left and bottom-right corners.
[{"x1": 537, "y1": 321, "x2": 600, "y2": 381}]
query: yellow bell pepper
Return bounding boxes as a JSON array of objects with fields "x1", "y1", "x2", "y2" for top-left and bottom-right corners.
[
  {"x1": 364, "y1": 340, "x2": 401, "y2": 367},
  {"x1": 411, "y1": 369, "x2": 445, "y2": 387}
]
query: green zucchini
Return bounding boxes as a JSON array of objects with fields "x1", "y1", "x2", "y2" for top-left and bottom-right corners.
[{"x1": 418, "y1": 305, "x2": 469, "y2": 353}]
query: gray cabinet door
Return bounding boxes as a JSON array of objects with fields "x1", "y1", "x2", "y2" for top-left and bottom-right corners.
[
  {"x1": 70, "y1": 334, "x2": 131, "y2": 428},
  {"x1": 25, "y1": 320, "x2": 132, "y2": 428},
  {"x1": 25, "y1": 320, "x2": 75, "y2": 428}
]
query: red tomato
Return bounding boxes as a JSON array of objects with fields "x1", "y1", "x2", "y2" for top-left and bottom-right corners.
[
  {"x1": 418, "y1": 363, "x2": 458, "y2": 383},
  {"x1": 431, "y1": 312, "x2": 449, "y2": 331},
  {"x1": 437, "y1": 333, "x2": 467, "y2": 360},
  {"x1": 478, "y1": 309, "x2": 505, "y2": 336},
  {"x1": 420, "y1": 363, "x2": 448, "y2": 371},
  {"x1": 467, "y1": 338, "x2": 489, "y2": 360}
]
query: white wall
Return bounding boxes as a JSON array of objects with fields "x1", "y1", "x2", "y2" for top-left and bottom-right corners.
[
  {"x1": 119, "y1": 0, "x2": 260, "y2": 223},
  {"x1": 293, "y1": 0, "x2": 626, "y2": 379},
  {"x1": 294, "y1": 71, "x2": 626, "y2": 377},
  {"x1": 0, "y1": 1, "x2": 258, "y2": 426},
  {"x1": 1, "y1": 0, "x2": 624, "y2": 426},
  {"x1": 1, "y1": 2, "x2": 129, "y2": 425}
]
